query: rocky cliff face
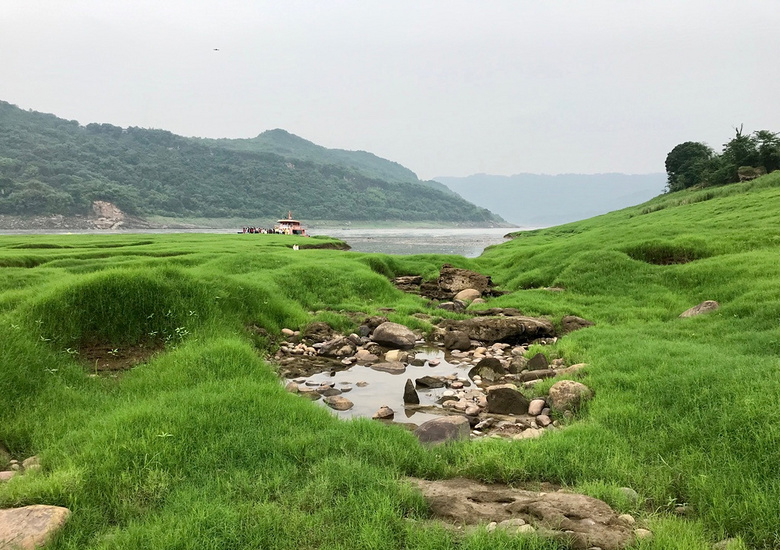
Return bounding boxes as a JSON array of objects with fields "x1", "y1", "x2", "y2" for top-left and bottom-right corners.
[{"x1": 90, "y1": 201, "x2": 126, "y2": 230}]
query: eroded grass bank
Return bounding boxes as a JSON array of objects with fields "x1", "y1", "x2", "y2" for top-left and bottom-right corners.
[{"x1": 2, "y1": 174, "x2": 780, "y2": 549}]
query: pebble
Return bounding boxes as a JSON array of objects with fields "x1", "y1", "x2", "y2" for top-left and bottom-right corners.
[
  {"x1": 356, "y1": 381, "x2": 369, "y2": 387},
  {"x1": 428, "y1": 359, "x2": 440, "y2": 366},
  {"x1": 617, "y1": 514, "x2": 635, "y2": 525}
]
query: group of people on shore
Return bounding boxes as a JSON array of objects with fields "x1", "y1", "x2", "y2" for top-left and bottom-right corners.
[{"x1": 241, "y1": 227, "x2": 289, "y2": 234}]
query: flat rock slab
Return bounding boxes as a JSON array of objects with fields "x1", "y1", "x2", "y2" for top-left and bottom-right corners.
[
  {"x1": 413, "y1": 416, "x2": 470, "y2": 446},
  {"x1": 409, "y1": 477, "x2": 635, "y2": 550},
  {"x1": 438, "y1": 317, "x2": 555, "y2": 344},
  {"x1": 679, "y1": 300, "x2": 719, "y2": 318},
  {"x1": 0, "y1": 505, "x2": 71, "y2": 550}
]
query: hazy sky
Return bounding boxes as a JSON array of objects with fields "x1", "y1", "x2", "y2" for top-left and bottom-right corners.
[{"x1": 2, "y1": 1, "x2": 779, "y2": 180}]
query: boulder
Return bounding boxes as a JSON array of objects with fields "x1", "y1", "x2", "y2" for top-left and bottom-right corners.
[
  {"x1": 454, "y1": 288, "x2": 481, "y2": 302},
  {"x1": 354, "y1": 349, "x2": 379, "y2": 362},
  {"x1": 415, "y1": 376, "x2": 445, "y2": 389},
  {"x1": 0, "y1": 505, "x2": 71, "y2": 550},
  {"x1": 384, "y1": 349, "x2": 409, "y2": 363},
  {"x1": 372, "y1": 406, "x2": 395, "y2": 420},
  {"x1": 438, "y1": 316, "x2": 555, "y2": 344},
  {"x1": 323, "y1": 396, "x2": 354, "y2": 411},
  {"x1": 362, "y1": 316, "x2": 389, "y2": 330},
  {"x1": 444, "y1": 330, "x2": 471, "y2": 351},
  {"x1": 468, "y1": 357, "x2": 506, "y2": 382},
  {"x1": 372, "y1": 322, "x2": 417, "y2": 349},
  {"x1": 548, "y1": 380, "x2": 593, "y2": 412},
  {"x1": 413, "y1": 416, "x2": 470, "y2": 445},
  {"x1": 302, "y1": 322, "x2": 336, "y2": 343},
  {"x1": 403, "y1": 379, "x2": 420, "y2": 404},
  {"x1": 679, "y1": 300, "x2": 720, "y2": 318},
  {"x1": 409, "y1": 477, "x2": 635, "y2": 550},
  {"x1": 508, "y1": 355, "x2": 528, "y2": 374},
  {"x1": 527, "y1": 353, "x2": 549, "y2": 370},
  {"x1": 486, "y1": 384, "x2": 530, "y2": 415},
  {"x1": 737, "y1": 165, "x2": 767, "y2": 181},
  {"x1": 319, "y1": 337, "x2": 356, "y2": 357},
  {"x1": 528, "y1": 398, "x2": 546, "y2": 416},
  {"x1": 438, "y1": 264, "x2": 493, "y2": 295},
  {"x1": 370, "y1": 361, "x2": 406, "y2": 375},
  {"x1": 560, "y1": 315, "x2": 595, "y2": 334},
  {"x1": 393, "y1": 275, "x2": 423, "y2": 292}
]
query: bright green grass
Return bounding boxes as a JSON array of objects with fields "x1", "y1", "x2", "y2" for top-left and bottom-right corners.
[{"x1": 2, "y1": 174, "x2": 780, "y2": 548}]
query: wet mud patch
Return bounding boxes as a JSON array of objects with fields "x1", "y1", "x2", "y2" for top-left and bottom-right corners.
[{"x1": 78, "y1": 341, "x2": 163, "y2": 372}]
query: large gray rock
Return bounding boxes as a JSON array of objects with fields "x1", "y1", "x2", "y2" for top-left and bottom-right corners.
[
  {"x1": 415, "y1": 376, "x2": 445, "y2": 389},
  {"x1": 323, "y1": 396, "x2": 354, "y2": 410},
  {"x1": 403, "y1": 379, "x2": 420, "y2": 404},
  {"x1": 548, "y1": 380, "x2": 593, "y2": 412},
  {"x1": 679, "y1": 300, "x2": 720, "y2": 318},
  {"x1": 527, "y1": 353, "x2": 549, "y2": 371},
  {"x1": 468, "y1": 357, "x2": 506, "y2": 382},
  {"x1": 372, "y1": 322, "x2": 417, "y2": 349},
  {"x1": 444, "y1": 330, "x2": 471, "y2": 351},
  {"x1": 486, "y1": 384, "x2": 530, "y2": 415},
  {"x1": 301, "y1": 322, "x2": 336, "y2": 343},
  {"x1": 370, "y1": 361, "x2": 406, "y2": 375},
  {"x1": 439, "y1": 316, "x2": 555, "y2": 344},
  {"x1": 0, "y1": 505, "x2": 71, "y2": 550},
  {"x1": 318, "y1": 337, "x2": 356, "y2": 357},
  {"x1": 413, "y1": 416, "x2": 470, "y2": 445},
  {"x1": 438, "y1": 264, "x2": 493, "y2": 295},
  {"x1": 409, "y1": 477, "x2": 635, "y2": 550},
  {"x1": 454, "y1": 288, "x2": 481, "y2": 302}
]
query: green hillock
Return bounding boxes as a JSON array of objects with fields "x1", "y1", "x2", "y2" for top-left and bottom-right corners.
[
  {"x1": 0, "y1": 101, "x2": 502, "y2": 224},
  {"x1": 1, "y1": 173, "x2": 780, "y2": 548}
]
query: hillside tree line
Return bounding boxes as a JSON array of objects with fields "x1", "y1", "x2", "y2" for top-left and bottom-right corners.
[{"x1": 665, "y1": 127, "x2": 780, "y2": 192}]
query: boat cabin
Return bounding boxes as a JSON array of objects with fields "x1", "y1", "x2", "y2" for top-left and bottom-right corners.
[{"x1": 275, "y1": 212, "x2": 307, "y2": 235}]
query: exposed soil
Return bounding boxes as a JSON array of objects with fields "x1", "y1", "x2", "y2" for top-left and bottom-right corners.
[{"x1": 78, "y1": 342, "x2": 163, "y2": 372}]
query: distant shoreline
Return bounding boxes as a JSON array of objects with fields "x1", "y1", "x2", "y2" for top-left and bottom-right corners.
[{"x1": 0, "y1": 214, "x2": 518, "y2": 232}]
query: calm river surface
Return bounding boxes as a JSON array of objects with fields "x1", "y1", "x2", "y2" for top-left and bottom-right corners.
[
  {"x1": 309, "y1": 227, "x2": 520, "y2": 257},
  {"x1": 1, "y1": 227, "x2": 534, "y2": 257}
]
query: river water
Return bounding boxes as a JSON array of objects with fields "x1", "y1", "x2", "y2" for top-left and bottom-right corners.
[
  {"x1": 309, "y1": 227, "x2": 519, "y2": 257},
  {"x1": 1, "y1": 226, "x2": 530, "y2": 257}
]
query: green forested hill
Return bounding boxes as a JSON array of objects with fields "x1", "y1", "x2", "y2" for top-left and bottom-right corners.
[{"x1": 0, "y1": 101, "x2": 502, "y2": 223}]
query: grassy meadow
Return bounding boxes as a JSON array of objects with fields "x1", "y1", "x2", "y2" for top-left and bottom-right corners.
[{"x1": 2, "y1": 173, "x2": 780, "y2": 549}]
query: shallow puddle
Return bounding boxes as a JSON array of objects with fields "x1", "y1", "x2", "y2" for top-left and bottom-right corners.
[{"x1": 287, "y1": 348, "x2": 476, "y2": 424}]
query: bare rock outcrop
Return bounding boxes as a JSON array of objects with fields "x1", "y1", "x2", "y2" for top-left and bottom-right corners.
[
  {"x1": 679, "y1": 300, "x2": 719, "y2": 318},
  {"x1": 438, "y1": 316, "x2": 555, "y2": 344},
  {"x1": 409, "y1": 477, "x2": 637, "y2": 550},
  {"x1": 90, "y1": 200, "x2": 126, "y2": 230},
  {"x1": 0, "y1": 505, "x2": 71, "y2": 550}
]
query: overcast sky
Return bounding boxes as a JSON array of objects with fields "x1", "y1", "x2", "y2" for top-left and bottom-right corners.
[{"x1": 2, "y1": 1, "x2": 778, "y2": 180}]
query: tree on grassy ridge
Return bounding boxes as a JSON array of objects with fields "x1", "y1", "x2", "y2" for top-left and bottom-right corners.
[{"x1": 665, "y1": 127, "x2": 780, "y2": 191}]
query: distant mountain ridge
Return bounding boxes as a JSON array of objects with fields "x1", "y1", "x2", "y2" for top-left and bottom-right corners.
[
  {"x1": 0, "y1": 101, "x2": 504, "y2": 225},
  {"x1": 435, "y1": 173, "x2": 666, "y2": 227},
  {"x1": 201, "y1": 129, "x2": 420, "y2": 184}
]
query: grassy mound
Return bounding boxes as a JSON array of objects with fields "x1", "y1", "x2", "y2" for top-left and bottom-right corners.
[{"x1": 2, "y1": 174, "x2": 780, "y2": 549}]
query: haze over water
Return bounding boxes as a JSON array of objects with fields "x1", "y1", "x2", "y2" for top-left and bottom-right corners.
[{"x1": 308, "y1": 227, "x2": 522, "y2": 257}]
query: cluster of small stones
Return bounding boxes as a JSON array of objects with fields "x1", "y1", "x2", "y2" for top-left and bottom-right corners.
[
  {"x1": 409, "y1": 341, "x2": 590, "y2": 441},
  {"x1": 0, "y1": 455, "x2": 40, "y2": 483},
  {"x1": 276, "y1": 314, "x2": 593, "y2": 442}
]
